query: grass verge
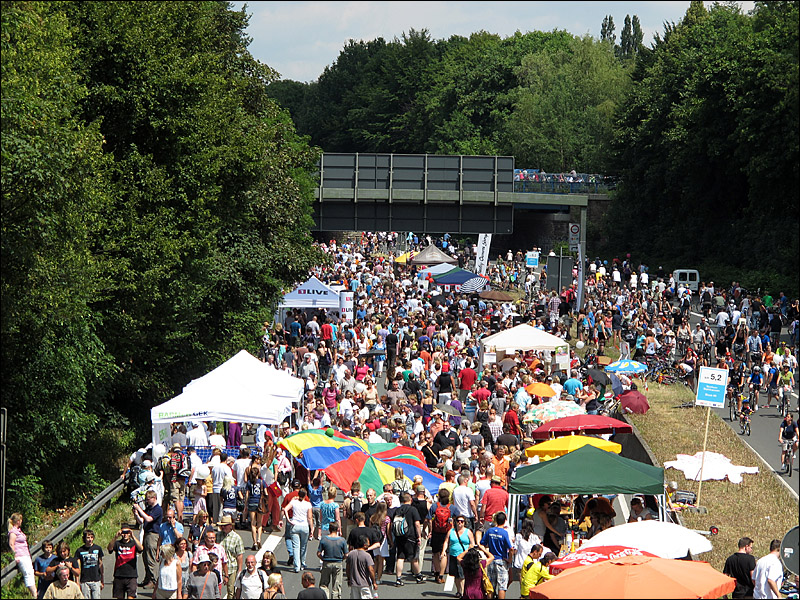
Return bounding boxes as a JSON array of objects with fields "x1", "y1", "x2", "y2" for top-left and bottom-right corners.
[{"x1": 629, "y1": 383, "x2": 797, "y2": 570}]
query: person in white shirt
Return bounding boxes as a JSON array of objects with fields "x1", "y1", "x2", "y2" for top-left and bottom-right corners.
[
  {"x1": 208, "y1": 430, "x2": 226, "y2": 449},
  {"x1": 186, "y1": 422, "x2": 208, "y2": 448},
  {"x1": 753, "y1": 539, "x2": 783, "y2": 599}
]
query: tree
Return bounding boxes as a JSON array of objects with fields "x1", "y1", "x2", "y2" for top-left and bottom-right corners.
[
  {"x1": 2, "y1": 0, "x2": 114, "y2": 513},
  {"x1": 601, "y1": 15, "x2": 616, "y2": 43},
  {"x1": 604, "y1": 1, "x2": 798, "y2": 295},
  {"x1": 507, "y1": 34, "x2": 629, "y2": 172}
]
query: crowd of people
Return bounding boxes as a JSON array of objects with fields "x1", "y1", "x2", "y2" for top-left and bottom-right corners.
[{"x1": 7, "y1": 231, "x2": 798, "y2": 599}]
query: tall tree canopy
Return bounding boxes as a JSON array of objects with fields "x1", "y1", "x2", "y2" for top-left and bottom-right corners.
[
  {"x1": 603, "y1": 1, "x2": 798, "y2": 295},
  {"x1": 2, "y1": 0, "x2": 323, "y2": 514}
]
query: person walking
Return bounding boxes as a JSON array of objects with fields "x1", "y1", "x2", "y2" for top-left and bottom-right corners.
[
  {"x1": 153, "y1": 543, "x2": 182, "y2": 600},
  {"x1": 753, "y1": 539, "x2": 784, "y2": 599},
  {"x1": 233, "y1": 554, "x2": 268, "y2": 599},
  {"x1": 74, "y1": 529, "x2": 104, "y2": 599},
  {"x1": 390, "y1": 492, "x2": 424, "y2": 586},
  {"x1": 217, "y1": 515, "x2": 244, "y2": 600},
  {"x1": 7, "y1": 513, "x2": 37, "y2": 598},
  {"x1": 723, "y1": 537, "x2": 756, "y2": 599},
  {"x1": 107, "y1": 526, "x2": 143, "y2": 600},
  {"x1": 133, "y1": 489, "x2": 163, "y2": 589},
  {"x1": 283, "y1": 488, "x2": 313, "y2": 573},
  {"x1": 346, "y1": 535, "x2": 378, "y2": 600},
  {"x1": 317, "y1": 522, "x2": 348, "y2": 599}
]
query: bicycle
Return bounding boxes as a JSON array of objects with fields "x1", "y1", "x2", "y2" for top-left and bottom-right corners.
[
  {"x1": 781, "y1": 440, "x2": 794, "y2": 476},
  {"x1": 739, "y1": 406, "x2": 752, "y2": 436},
  {"x1": 727, "y1": 387, "x2": 738, "y2": 422},
  {"x1": 778, "y1": 385, "x2": 792, "y2": 418},
  {"x1": 748, "y1": 384, "x2": 761, "y2": 411}
]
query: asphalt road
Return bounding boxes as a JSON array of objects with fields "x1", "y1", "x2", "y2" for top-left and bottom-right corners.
[
  {"x1": 680, "y1": 310, "x2": 799, "y2": 497},
  {"x1": 91, "y1": 525, "x2": 521, "y2": 599}
]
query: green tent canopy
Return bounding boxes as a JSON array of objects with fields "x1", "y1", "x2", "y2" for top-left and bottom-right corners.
[{"x1": 509, "y1": 444, "x2": 665, "y2": 495}]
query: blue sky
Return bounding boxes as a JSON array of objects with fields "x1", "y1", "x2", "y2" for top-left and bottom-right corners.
[{"x1": 231, "y1": 1, "x2": 755, "y2": 83}]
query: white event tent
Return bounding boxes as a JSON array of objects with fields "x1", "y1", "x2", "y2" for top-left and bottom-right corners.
[
  {"x1": 150, "y1": 350, "x2": 304, "y2": 446},
  {"x1": 479, "y1": 324, "x2": 569, "y2": 370},
  {"x1": 279, "y1": 276, "x2": 340, "y2": 309}
]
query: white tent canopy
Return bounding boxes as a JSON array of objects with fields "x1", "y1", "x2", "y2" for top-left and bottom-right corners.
[
  {"x1": 151, "y1": 350, "x2": 304, "y2": 445},
  {"x1": 279, "y1": 276, "x2": 340, "y2": 308},
  {"x1": 480, "y1": 324, "x2": 568, "y2": 352}
]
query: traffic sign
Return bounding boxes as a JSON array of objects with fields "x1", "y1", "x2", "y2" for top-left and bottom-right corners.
[
  {"x1": 526, "y1": 251, "x2": 539, "y2": 268},
  {"x1": 695, "y1": 366, "x2": 728, "y2": 408},
  {"x1": 568, "y1": 223, "x2": 580, "y2": 245}
]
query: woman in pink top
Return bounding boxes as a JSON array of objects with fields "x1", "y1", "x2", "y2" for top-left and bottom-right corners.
[
  {"x1": 8, "y1": 513, "x2": 37, "y2": 597},
  {"x1": 354, "y1": 357, "x2": 370, "y2": 382}
]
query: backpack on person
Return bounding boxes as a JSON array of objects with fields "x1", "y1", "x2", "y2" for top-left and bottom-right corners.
[
  {"x1": 431, "y1": 503, "x2": 452, "y2": 534},
  {"x1": 346, "y1": 494, "x2": 363, "y2": 520},
  {"x1": 392, "y1": 510, "x2": 409, "y2": 538},
  {"x1": 158, "y1": 454, "x2": 173, "y2": 478}
]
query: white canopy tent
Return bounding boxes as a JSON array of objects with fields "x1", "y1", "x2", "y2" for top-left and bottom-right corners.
[
  {"x1": 150, "y1": 350, "x2": 304, "y2": 446},
  {"x1": 479, "y1": 324, "x2": 569, "y2": 370},
  {"x1": 278, "y1": 276, "x2": 340, "y2": 309}
]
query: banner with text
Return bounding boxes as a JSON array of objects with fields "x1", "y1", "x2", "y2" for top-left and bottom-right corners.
[{"x1": 475, "y1": 233, "x2": 492, "y2": 276}]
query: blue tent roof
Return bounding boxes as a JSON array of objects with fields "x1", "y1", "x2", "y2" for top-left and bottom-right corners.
[{"x1": 433, "y1": 268, "x2": 481, "y2": 285}]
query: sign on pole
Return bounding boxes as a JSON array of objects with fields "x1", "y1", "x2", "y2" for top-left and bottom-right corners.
[
  {"x1": 526, "y1": 251, "x2": 539, "y2": 268},
  {"x1": 475, "y1": 233, "x2": 492, "y2": 275},
  {"x1": 695, "y1": 366, "x2": 728, "y2": 408},
  {"x1": 568, "y1": 223, "x2": 580, "y2": 252}
]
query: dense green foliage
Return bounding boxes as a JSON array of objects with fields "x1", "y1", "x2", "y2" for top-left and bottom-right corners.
[
  {"x1": 267, "y1": 28, "x2": 629, "y2": 172},
  {"x1": 603, "y1": 1, "x2": 799, "y2": 296},
  {"x1": 2, "y1": 0, "x2": 323, "y2": 518}
]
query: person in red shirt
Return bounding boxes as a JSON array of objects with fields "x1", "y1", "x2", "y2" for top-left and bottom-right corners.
[
  {"x1": 459, "y1": 359, "x2": 478, "y2": 404},
  {"x1": 478, "y1": 476, "x2": 509, "y2": 535},
  {"x1": 502, "y1": 402, "x2": 521, "y2": 437}
]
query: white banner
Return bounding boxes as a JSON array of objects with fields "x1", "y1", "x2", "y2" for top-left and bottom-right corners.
[
  {"x1": 475, "y1": 233, "x2": 492, "y2": 275},
  {"x1": 339, "y1": 291, "x2": 354, "y2": 323}
]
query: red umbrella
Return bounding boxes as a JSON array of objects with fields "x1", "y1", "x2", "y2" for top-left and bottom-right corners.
[
  {"x1": 620, "y1": 390, "x2": 650, "y2": 414},
  {"x1": 531, "y1": 415, "x2": 632, "y2": 439},
  {"x1": 550, "y1": 545, "x2": 658, "y2": 574}
]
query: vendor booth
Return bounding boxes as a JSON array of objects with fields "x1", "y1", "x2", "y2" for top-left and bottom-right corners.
[
  {"x1": 407, "y1": 245, "x2": 457, "y2": 265},
  {"x1": 276, "y1": 275, "x2": 344, "y2": 325},
  {"x1": 479, "y1": 323, "x2": 570, "y2": 370},
  {"x1": 508, "y1": 445, "x2": 668, "y2": 524},
  {"x1": 150, "y1": 350, "x2": 304, "y2": 445}
]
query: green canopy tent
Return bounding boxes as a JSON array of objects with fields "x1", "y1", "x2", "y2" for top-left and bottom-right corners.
[
  {"x1": 510, "y1": 445, "x2": 665, "y2": 495},
  {"x1": 508, "y1": 445, "x2": 667, "y2": 523}
]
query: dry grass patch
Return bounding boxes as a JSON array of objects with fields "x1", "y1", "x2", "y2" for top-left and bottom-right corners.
[{"x1": 629, "y1": 383, "x2": 797, "y2": 570}]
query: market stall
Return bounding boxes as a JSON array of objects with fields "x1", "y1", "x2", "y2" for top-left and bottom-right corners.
[
  {"x1": 479, "y1": 323, "x2": 570, "y2": 370},
  {"x1": 150, "y1": 350, "x2": 304, "y2": 445}
]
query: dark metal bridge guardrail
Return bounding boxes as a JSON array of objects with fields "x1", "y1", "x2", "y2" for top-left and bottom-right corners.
[{"x1": 1, "y1": 478, "x2": 124, "y2": 588}]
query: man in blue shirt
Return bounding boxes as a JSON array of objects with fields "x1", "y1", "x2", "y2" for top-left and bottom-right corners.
[
  {"x1": 562, "y1": 376, "x2": 584, "y2": 398},
  {"x1": 317, "y1": 522, "x2": 348, "y2": 599},
  {"x1": 482, "y1": 512, "x2": 514, "y2": 599},
  {"x1": 158, "y1": 508, "x2": 184, "y2": 546}
]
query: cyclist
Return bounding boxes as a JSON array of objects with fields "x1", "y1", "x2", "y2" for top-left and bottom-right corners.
[
  {"x1": 729, "y1": 362, "x2": 746, "y2": 414},
  {"x1": 746, "y1": 329, "x2": 762, "y2": 370},
  {"x1": 765, "y1": 362, "x2": 780, "y2": 410},
  {"x1": 778, "y1": 365, "x2": 796, "y2": 413},
  {"x1": 748, "y1": 366, "x2": 763, "y2": 411},
  {"x1": 739, "y1": 396, "x2": 754, "y2": 432},
  {"x1": 778, "y1": 413, "x2": 798, "y2": 472}
]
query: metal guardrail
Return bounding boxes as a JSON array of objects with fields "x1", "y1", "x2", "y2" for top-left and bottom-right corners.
[{"x1": 1, "y1": 478, "x2": 124, "y2": 588}]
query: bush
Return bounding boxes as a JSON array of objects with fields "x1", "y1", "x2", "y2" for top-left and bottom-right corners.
[{"x1": 6, "y1": 475, "x2": 44, "y2": 526}]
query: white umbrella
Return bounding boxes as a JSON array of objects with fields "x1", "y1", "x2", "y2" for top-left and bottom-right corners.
[{"x1": 581, "y1": 520, "x2": 713, "y2": 559}]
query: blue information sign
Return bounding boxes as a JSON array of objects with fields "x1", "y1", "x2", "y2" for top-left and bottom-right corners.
[{"x1": 695, "y1": 366, "x2": 728, "y2": 408}]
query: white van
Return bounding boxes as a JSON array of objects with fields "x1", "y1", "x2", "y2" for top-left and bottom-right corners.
[{"x1": 672, "y1": 269, "x2": 700, "y2": 292}]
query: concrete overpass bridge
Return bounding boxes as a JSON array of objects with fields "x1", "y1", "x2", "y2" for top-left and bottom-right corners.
[{"x1": 312, "y1": 153, "x2": 611, "y2": 254}]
